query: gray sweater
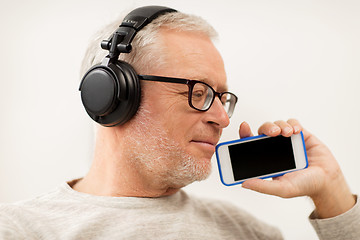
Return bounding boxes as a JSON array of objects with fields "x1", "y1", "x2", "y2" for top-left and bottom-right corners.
[{"x1": 0, "y1": 181, "x2": 359, "y2": 240}]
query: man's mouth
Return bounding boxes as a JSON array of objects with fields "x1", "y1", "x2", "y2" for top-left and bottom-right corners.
[
  {"x1": 190, "y1": 140, "x2": 217, "y2": 146},
  {"x1": 190, "y1": 139, "x2": 218, "y2": 152}
]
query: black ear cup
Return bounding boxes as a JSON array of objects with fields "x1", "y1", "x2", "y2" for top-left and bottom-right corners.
[{"x1": 79, "y1": 60, "x2": 141, "y2": 127}]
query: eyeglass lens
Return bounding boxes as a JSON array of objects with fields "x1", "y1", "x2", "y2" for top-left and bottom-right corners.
[
  {"x1": 191, "y1": 83, "x2": 214, "y2": 110},
  {"x1": 191, "y1": 82, "x2": 236, "y2": 117}
]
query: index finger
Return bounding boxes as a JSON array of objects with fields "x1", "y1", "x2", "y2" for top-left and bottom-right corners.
[{"x1": 258, "y1": 122, "x2": 281, "y2": 137}]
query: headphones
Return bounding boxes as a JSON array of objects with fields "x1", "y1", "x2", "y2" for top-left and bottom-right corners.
[{"x1": 79, "y1": 6, "x2": 177, "y2": 127}]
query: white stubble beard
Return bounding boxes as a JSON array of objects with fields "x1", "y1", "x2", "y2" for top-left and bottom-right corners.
[{"x1": 123, "y1": 107, "x2": 212, "y2": 188}]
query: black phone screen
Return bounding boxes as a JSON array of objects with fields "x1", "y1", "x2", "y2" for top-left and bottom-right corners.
[{"x1": 228, "y1": 135, "x2": 296, "y2": 181}]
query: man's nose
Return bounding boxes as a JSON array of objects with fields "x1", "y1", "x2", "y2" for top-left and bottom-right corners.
[{"x1": 205, "y1": 97, "x2": 230, "y2": 128}]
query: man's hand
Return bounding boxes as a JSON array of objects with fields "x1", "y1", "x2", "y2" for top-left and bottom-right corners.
[{"x1": 239, "y1": 119, "x2": 356, "y2": 218}]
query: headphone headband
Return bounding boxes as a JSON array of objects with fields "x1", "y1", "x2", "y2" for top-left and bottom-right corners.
[
  {"x1": 122, "y1": 6, "x2": 177, "y2": 31},
  {"x1": 101, "y1": 6, "x2": 177, "y2": 58}
]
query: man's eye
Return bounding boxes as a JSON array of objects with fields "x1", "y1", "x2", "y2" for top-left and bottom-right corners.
[{"x1": 192, "y1": 90, "x2": 205, "y2": 98}]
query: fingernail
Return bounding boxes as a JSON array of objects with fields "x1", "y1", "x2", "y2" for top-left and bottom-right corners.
[
  {"x1": 284, "y1": 127, "x2": 292, "y2": 135},
  {"x1": 271, "y1": 126, "x2": 281, "y2": 134}
]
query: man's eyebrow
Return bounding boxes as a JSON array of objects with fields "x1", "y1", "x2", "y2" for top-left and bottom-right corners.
[
  {"x1": 218, "y1": 84, "x2": 229, "y2": 93},
  {"x1": 197, "y1": 78, "x2": 228, "y2": 92}
]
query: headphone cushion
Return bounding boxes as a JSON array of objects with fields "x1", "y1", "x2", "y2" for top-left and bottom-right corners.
[
  {"x1": 80, "y1": 66, "x2": 118, "y2": 117},
  {"x1": 80, "y1": 61, "x2": 141, "y2": 127},
  {"x1": 105, "y1": 61, "x2": 141, "y2": 126}
]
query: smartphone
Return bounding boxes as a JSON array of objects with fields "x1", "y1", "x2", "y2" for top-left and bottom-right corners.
[{"x1": 215, "y1": 132, "x2": 308, "y2": 186}]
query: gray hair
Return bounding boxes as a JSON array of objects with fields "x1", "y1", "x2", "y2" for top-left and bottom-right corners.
[{"x1": 80, "y1": 10, "x2": 218, "y2": 78}]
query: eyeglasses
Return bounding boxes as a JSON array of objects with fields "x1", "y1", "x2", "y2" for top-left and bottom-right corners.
[{"x1": 138, "y1": 75, "x2": 238, "y2": 118}]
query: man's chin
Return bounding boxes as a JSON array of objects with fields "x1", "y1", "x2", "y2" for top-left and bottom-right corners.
[{"x1": 176, "y1": 159, "x2": 212, "y2": 187}]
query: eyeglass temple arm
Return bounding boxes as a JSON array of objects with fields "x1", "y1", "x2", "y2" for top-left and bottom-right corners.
[{"x1": 138, "y1": 75, "x2": 189, "y2": 84}]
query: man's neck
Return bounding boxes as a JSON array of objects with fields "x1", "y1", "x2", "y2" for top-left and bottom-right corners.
[{"x1": 72, "y1": 128, "x2": 181, "y2": 198}]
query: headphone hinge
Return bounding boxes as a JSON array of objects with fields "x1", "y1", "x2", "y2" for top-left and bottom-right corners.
[{"x1": 115, "y1": 27, "x2": 136, "y2": 54}]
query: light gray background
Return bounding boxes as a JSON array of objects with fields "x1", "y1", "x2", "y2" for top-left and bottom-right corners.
[{"x1": 1, "y1": 0, "x2": 359, "y2": 239}]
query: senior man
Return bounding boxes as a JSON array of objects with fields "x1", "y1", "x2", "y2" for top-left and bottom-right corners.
[{"x1": 1, "y1": 6, "x2": 359, "y2": 240}]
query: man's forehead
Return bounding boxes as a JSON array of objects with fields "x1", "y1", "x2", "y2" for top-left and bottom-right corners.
[{"x1": 158, "y1": 29, "x2": 228, "y2": 91}]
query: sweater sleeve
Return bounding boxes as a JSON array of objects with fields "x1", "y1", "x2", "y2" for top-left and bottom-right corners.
[{"x1": 309, "y1": 195, "x2": 360, "y2": 240}]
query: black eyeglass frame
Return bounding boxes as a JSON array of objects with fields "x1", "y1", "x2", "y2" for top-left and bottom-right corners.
[{"x1": 137, "y1": 75, "x2": 238, "y2": 118}]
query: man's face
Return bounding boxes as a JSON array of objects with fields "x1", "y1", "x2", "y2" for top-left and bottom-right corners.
[{"x1": 125, "y1": 29, "x2": 230, "y2": 188}]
